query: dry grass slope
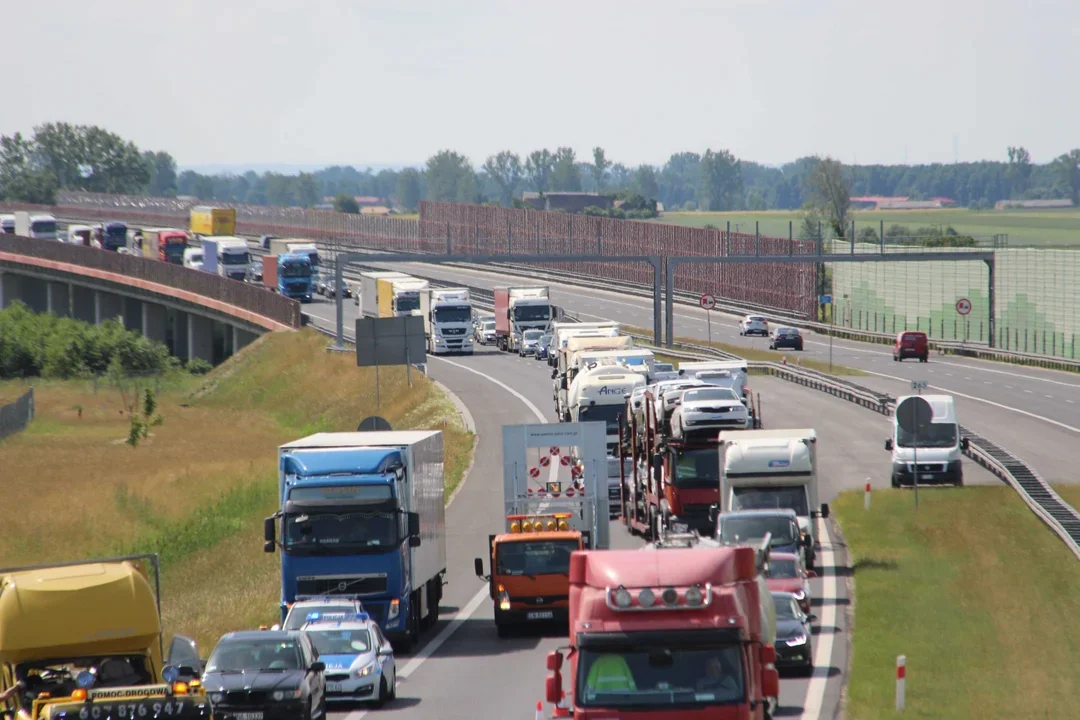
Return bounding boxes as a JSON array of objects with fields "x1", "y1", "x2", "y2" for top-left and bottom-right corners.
[
  {"x1": 835, "y1": 487, "x2": 1080, "y2": 719},
  {"x1": 0, "y1": 328, "x2": 474, "y2": 650}
]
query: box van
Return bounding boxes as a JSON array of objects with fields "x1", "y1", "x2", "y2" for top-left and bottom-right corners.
[
  {"x1": 183, "y1": 247, "x2": 205, "y2": 271},
  {"x1": 884, "y1": 394, "x2": 969, "y2": 487},
  {"x1": 893, "y1": 331, "x2": 928, "y2": 362}
]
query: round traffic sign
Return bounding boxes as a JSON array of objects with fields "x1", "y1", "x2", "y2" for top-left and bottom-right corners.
[
  {"x1": 955, "y1": 298, "x2": 972, "y2": 316},
  {"x1": 700, "y1": 294, "x2": 716, "y2": 310},
  {"x1": 539, "y1": 455, "x2": 550, "y2": 467},
  {"x1": 528, "y1": 467, "x2": 540, "y2": 478},
  {"x1": 560, "y1": 455, "x2": 571, "y2": 466},
  {"x1": 896, "y1": 396, "x2": 933, "y2": 435},
  {"x1": 550, "y1": 446, "x2": 561, "y2": 456}
]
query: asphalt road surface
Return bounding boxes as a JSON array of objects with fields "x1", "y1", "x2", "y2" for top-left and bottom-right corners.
[{"x1": 302, "y1": 296, "x2": 1000, "y2": 719}]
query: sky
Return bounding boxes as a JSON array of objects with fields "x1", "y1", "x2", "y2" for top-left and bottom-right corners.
[{"x1": 4, "y1": 0, "x2": 1080, "y2": 170}]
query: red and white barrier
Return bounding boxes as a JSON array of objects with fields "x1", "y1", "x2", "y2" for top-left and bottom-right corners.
[
  {"x1": 865, "y1": 481, "x2": 872, "y2": 511},
  {"x1": 896, "y1": 655, "x2": 906, "y2": 711}
]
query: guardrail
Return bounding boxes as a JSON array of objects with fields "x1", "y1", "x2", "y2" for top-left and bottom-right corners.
[{"x1": 0, "y1": 233, "x2": 300, "y2": 330}]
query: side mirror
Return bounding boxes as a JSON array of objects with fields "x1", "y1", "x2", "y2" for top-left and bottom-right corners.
[
  {"x1": 551, "y1": 369, "x2": 557, "y2": 380},
  {"x1": 820, "y1": 503, "x2": 830, "y2": 519},
  {"x1": 310, "y1": 661, "x2": 325, "y2": 674},
  {"x1": 167, "y1": 635, "x2": 201, "y2": 671},
  {"x1": 474, "y1": 557, "x2": 485, "y2": 579},
  {"x1": 408, "y1": 512, "x2": 421, "y2": 537},
  {"x1": 760, "y1": 644, "x2": 776, "y2": 665},
  {"x1": 264, "y1": 516, "x2": 276, "y2": 544},
  {"x1": 763, "y1": 667, "x2": 780, "y2": 699},
  {"x1": 545, "y1": 673, "x2": 562, "y2": 705},
  {"x1": 961, "y1": 437, "x2": 970, "y2": 451},
  {"x1": 409, "y1": 536, "x2": 422, "y2": 548},
  {"x1": 808, "y1": 613, "x2": 818, "y2": 622},
  {"x1": 807, "y1": 570, "x2": 818, "y2": 578},
  {"x1": 884, "y1": 438, "x2": 893, "y2": 451},
  {"x1": 546, "y1": 650, "x2": 563, "y2": 672},
  {"x1": 377, "y1": 646, "x2": 392, "y2": 657}
]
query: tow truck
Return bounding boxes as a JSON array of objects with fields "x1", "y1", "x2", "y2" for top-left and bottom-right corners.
[
  {"x1": 543, "y1": 537, "x2": 780, "y2": 718},
  {"x1": 474, "y1": 422, "x2": 607, "y2": 637}
]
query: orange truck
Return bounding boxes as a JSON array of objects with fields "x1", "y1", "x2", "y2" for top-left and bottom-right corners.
[
  {"x1": 141, "y1": 228, "x2": 189, "y2": 264},
  {"x1": 474, "y1": 422, "x2": 607, "y2": 637}
]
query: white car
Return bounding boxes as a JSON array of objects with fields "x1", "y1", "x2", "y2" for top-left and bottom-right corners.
[
  {"x1": 670, "y1": 386, "x2": 751, "y2": 440},
  {"x1": 739, "y1": 315, "x2": 769, "y2": 337},
  {"x1": 302, "y1": 611, "x2": 397, "y2": 707},
  {"x1": 279, "y1": 596, "x2": 366, "y2": 631},
  {"x1": 652, "y1": 379, "x2": 708, "y2": 429},
  {"x1": 476, "y1": 320, "x2": 497, "y2": 345}
]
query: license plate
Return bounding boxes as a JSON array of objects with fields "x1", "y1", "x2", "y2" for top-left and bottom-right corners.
[
  {"x1": 327, "y1": 683, "x2": 343, "y2": 692},
  {"x1": 233, "y1": 714, "x2": 263, "y2": 720},
  {"x1": 527, "y1": 610, "x2": 554, "y2": 620},
  {"x1": 920, "y1": 474, "x2": 933, "y2": 480}
]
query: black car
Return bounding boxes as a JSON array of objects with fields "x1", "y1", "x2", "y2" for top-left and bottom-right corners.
[
  {"x1": 536, "y1": 334, "x2": 553, "y2": 360},
  {"x1": 769, "y1": 327, "x2": 804, "y2": 351},
  {"x1": 203, "y1": 630, "x2": 326, "y2": 720},
  {"x1": 772, "y1": 591, "x2": 815, "y2": 675}
]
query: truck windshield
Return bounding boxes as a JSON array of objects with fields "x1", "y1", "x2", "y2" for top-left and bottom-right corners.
[
  {"x1": 31, "y1": 220, "x2": 57, "y2": 234},
  {"x1": 673, "y1": 448, "x2": 719, "y2": 490},
  {"x1": 285, "y1": 507, "x2": 399, "y2": 552},
  {"x1": 897, "y1": 422, "x2": 957, "y2": 448},
  {"x1": 496, "y1": 539, "x2": 577, "y2": 576},
  {"x1": 222, "y1": 251, "x2": 250, "y2": 265},
  {"x1": 730, "y1": 486, "x2": 809, "y2": 516},
  {"x1": 577, "y1": 645, "x2": 745, "y2": 708},
  {"x1": 434, "y1": 306, "x2": 471, "y2": 323},
  {"x1": 397, "y1": 295, "x2": 421, "y2": 313},
  {"x1": 514, "y1": 305, "x2": 550, "y2": 321},
  {"x1": 719, "y1": 516, "x2": 797, "y2": 546},
  {"x1": 282, "y1": 262, "x2": 312, "y2": 277},
  {"x1": 164, "y1": 243, "x2": 186, "y2": 262},
  {"x1": 767, "y1": 558, "x2": 799, "y2": 578},
  {"x1": 579, "y1": 403, "x2": 624, "y2": 434},
  {"x1": 15, "y1": 655, "x2": 152, "y2": 707}
]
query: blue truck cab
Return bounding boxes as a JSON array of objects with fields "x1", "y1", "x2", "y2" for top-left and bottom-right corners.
[
  {"x1": 278, "y1": 252, "x2": 314, "y2": 302},
  {"x1": 264, "y1": 431, "x2": 447, "y2": 652},
  {"x1": 102, "y1": 221, "x2": 128, "y2": 252}
]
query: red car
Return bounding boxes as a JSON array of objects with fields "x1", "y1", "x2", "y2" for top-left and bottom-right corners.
[
  {"x1": 765, "y1": 551, "x2": 816, "y2": 614},
  {"x1": 893, "y1": 331, "x2": 929, "y2": 362}
]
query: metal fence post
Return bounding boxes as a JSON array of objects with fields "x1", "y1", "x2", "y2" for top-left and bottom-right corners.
[{"x1": 446, "y1": 222, "x2": 451, "y2": 254}]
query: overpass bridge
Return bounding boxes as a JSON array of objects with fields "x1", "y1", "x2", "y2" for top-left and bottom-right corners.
[{"x1": 0, "y1": 234, "x2": 299, "y2": 364}]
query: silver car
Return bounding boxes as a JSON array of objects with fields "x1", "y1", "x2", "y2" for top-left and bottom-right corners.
[
  {"x1": 302, "y1": 611, "x2": 397, "y2": 707},
  {"x1": 519, "y1": 329, "x2": 544, "y2": 356},
  {"x1": 739, "y1": 314, "x2": 769, "y2": 337},
  {"x1": 477, "y1": 320, "x2": 497, "y2": 345}
]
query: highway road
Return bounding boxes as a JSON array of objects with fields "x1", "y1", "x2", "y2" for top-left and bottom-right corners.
[
  {"x1": 301, "y1": 295, "x2": 1001, "y2": 719},
  {"x1": 334, "y1": 256, "x2": 1079, "y2": 486}
]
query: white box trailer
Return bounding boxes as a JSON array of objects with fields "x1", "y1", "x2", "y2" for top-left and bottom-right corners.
[
  {"x1": 717, "y1": 428, "x2": 829, "y2": 568},
  {"x1": 356, "y1": 271, "x2": 411, "y2": 317}
]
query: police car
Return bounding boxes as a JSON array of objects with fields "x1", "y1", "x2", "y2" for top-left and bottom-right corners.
[{"x1": 301, "y1": 612, "x2": 397, "y2": 707}]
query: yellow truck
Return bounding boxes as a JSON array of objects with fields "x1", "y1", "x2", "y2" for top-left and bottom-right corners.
[
  {"x1": 188, "y1": 207, "x2": 235, "y2": 237},
  {"x1": 0, "y1": 554, "x2": 211, "y2": 720}
]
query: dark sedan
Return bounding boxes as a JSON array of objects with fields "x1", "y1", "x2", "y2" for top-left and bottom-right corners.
[
  {"x1": 772, "y1": 591, "x2": 815, "y2": 675},
  {"x1": 769, "y1": 327, "x2": 804, "y2": 351},
  {"x1": 535, "y1": 333, "x2": 553, "y2": 360},
  {"x1": 203, "y1": 630, "x2": 326, "y2": 720}
]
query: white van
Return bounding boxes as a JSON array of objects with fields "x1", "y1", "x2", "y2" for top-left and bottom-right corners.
[
  {"x1": 884, "y1": 394, "x2": 968, "y2": 487},
  {"x1": 183, "y1": 247, "x2": 205, "y2": 271}
]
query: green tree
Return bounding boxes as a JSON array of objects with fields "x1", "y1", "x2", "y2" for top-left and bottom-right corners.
[
  {"x1": 425, "y1": 150, "x2": 477, "y2": 203},
  {"x1": 1053, "y1": 149, "x2": 1080, "y2": 206},
  {"x1": 396, "y1": 168, "x2": 422, "y2": 210},
  {"x1": 333, "y1": 193, "x2": 360, "y2": 213},
  {"x1": 551, "y1": 147, "x2": 580, "y2": 192},
  {"x1": 482, "y1": 151, "x2": 523, "y2": 206},
  {"x1": 591, "y1": 147, "x2": 611, "y2": 192},
  {"x1": 0, "y1": 133, "x2": 57, "y2": 204},
  {"x1": 805, "y1": 156, "x2": 852, "y2": 238},
  {"x1": 33, "y1": 123, "x2": 150, "y2": 194},
  {"x1": 698, "y1": 149, "x2": 742, "y2": 211},
  {"x1": 525, "y1": 149, "x2": 555, "y2": 193},
  {"x1": 746, "y1": 189, "x2": 767, "y2": 211},
  {"x1": 1006, "y1": 146, "x2": 1032, "y2": 198},
  {"x1": 631, "y1": 165, "x2": 660, "y2": 202},
  {"x1": 145, "y1": 151, "x2": 178, "y2": 196},
  {"x1": 296, "y1": 172, "x2": 320, "y2": 207}
]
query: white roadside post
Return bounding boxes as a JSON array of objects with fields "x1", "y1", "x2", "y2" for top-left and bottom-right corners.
[
  {"x1": 864, "y1": 480, "x2": 871, "y2": 511},
  {"x1": 896, "y1": 655, "x2": 906, "y2": 711}
]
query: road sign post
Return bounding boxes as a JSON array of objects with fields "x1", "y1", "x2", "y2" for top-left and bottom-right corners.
[
  {"x1": 956, "y1": 298, "x2": 972, "y2": 343},
  {"x1": 819, "y1": 295, "x2": 833, "y2": 372},
  {"x1": 700, "y1": 294, "x2": 716, "y2": 345},
  {"x1": 898, "y1": 389, "x2": 931, "y2": 510}
]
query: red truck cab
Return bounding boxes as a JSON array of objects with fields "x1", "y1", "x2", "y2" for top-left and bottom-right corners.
[{"x1": 546, "y1": 546, "x2": 779, "y2": 719}]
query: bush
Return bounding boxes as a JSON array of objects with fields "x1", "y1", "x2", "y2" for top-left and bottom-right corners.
[
  {"x1": 0, "y1": 302, "x2": 172, "y2": 380},
  {"x1": 187, "y1": 358, "x2": 213, "y2": 375}
]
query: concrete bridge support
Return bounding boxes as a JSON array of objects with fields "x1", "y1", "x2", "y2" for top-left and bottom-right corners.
[
  {"x1": 0, "y1": 273, "x2": 19, "y2": 309},
  {"x1": 232, "y1": 327, "x2": 259, "y2": 355},
  {"x1": 72, "y1": 286, "x2": 96, "y2": 323},
  {"x1": 20, "y1": 277, "x2": 47, "y2": 313},
  {"x1": 95, "y1": 291, "x2": 125, "y2": 325},
  {"x1": 46, "y1": 282, "x2": 72, "y2": 318},
  {"x1": 122, "y1": 297, "x2": 142, "y2": 333},
  {"x1": 188, "y1": 314, "x2": 214, "y2": 364},
  {"x1": 142, "y1": 302, "x2": 167, "y2": 346}
]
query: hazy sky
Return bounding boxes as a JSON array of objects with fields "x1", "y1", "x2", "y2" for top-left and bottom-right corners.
[{"x1": 5, "y1": 0, "x2": 1079, "y2": 169}]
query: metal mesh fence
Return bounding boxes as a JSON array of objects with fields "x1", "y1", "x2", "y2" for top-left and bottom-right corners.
[{"x1": 0, "y1": 388, "x2": 34, "y2": 441}]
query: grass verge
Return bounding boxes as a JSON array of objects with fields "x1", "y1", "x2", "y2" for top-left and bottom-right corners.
[
  {"x1": 625, "y1": 325, "x2": 865, "y2": 376},
  {"x1": 835, "y1": 486, "x2": 1080, "y2": 719},
  {"x1": 0, "y1": 327, "x2": 475, "y2": 650}
]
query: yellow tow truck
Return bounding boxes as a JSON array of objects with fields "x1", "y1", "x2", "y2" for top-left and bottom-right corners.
[{"x1": 0, "y1": 554, "x2": 212, "y2": 720}]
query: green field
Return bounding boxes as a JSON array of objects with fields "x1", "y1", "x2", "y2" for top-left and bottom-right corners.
[
  {"x1": 653, "y1": 209, "x2": 1080, "y2": 247},
  {"x1": 835, "y1": 486, "x2": 1080, "y2": 718}
]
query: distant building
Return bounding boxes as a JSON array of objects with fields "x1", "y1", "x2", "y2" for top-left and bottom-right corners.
[
  {"x1": 521, "y1": 191, "x2": 615, "y2": 213},
  {"x1": 354, "y1": 196, "x2": 383, "y2": 206},
  {"x1": 994, "y1": 198, "x2": 1074, "y2": 210},
  {"x1": 360, "y1": 206, "x2": 392, "y2": 216},
  {"x1": 850, "y1": 195, "x2": 955, "y2": 210}
]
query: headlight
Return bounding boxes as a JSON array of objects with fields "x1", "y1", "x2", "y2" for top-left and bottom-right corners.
[
  {"x1": 785, "y1": 634, "x2": 808, "y2": 647},
  {"x1": 387, "y1": 598, "x2": 400, "y2": 620},
  {"x1": 209, "y1": 693, "x2": 224, "y2": 703},
  {"x1": 272, "y1": 689, "x2": 302, "y2": 701},
  {"x1": 792, "y1": 590, "x2": 806, "y2": 601},
  {"x1": 355, "y1": 661, "x2": 378, "y2": 678},
  {"x1": 498, "y1": 587, "x2": 511, "y2": 611}
]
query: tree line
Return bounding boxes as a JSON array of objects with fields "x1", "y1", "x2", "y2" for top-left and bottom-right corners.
[{"x1": 2, "y1": 122, "x2": 1079, "y2": 213}]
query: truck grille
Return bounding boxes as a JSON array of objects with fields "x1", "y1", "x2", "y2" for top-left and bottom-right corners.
[
  {"x1": 296, "y1": 575, "x2": 388, "y2": 596},
  {"x1": 442, "y1": 328, "x2": 467, "y2": 336},
  {"x1": 910, "y1": 463, "x2": 946, "y2": 472}
]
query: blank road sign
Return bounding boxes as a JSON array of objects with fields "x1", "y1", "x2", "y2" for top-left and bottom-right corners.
[{"x1": 355, "y1": 316, "x2": 427, "y2": 367}]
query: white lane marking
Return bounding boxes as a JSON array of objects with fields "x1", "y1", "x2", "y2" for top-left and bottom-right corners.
[
  {"x1": 1005, "y1": 385, "x2": 1014, "y2": 389},
  {"x1": 1068, "y1": 400, "x2": 1075, "y2": 404},
  {"x1": 1025, "y1": 390, "x2": 1033, "y2": 394},
  {"x1": 1046, "y1": 394, "x2": 1054, "y2": 399},
  {"x1": 799, "y1": 517, "x2": 839, "y2": 719},
  {"x1": 929, "y1": 357, "x2": 1080, "y2": 389},
  {"x1": 860, "y1": 368, "x2": 1080, "y2": 434},
  {"x1": 341, "y1": 354, "x2": 553, "y2": 719}
]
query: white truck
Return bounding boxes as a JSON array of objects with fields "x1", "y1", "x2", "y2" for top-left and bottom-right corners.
[
  {"x1": 14, "y1": 211, "x2": 58, "y2": 240},
  {"x1": 355, "y1": 271, "x2": 409, "y2": 309},
  {"x1": 494, "y1": 286, "x2": 553, "y2": 353},
  {"x1": 547, "y1": 321, "x2": 621, "y2": 367},
  {"x1": 574, "y1": 347, "x2": 655, "y2": 382},
  {"x1": 421, "y1": 287, "x2": 474, "y2": 354},
  {"x1": 568, "y1": 365, "x2": 645, "y2": 453},
  {"x1": 201, "y1": 236, "x2": 250, "y2": 280},
  {"x1": 555, "y1": 335, "x2": 634, "y2": 421},
  {"x1": 357, "y1": 271, "x2": 428, "y2": 317},
  {"x1": 717, "y1": 428, "x2": 830, "y2": 569}
]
